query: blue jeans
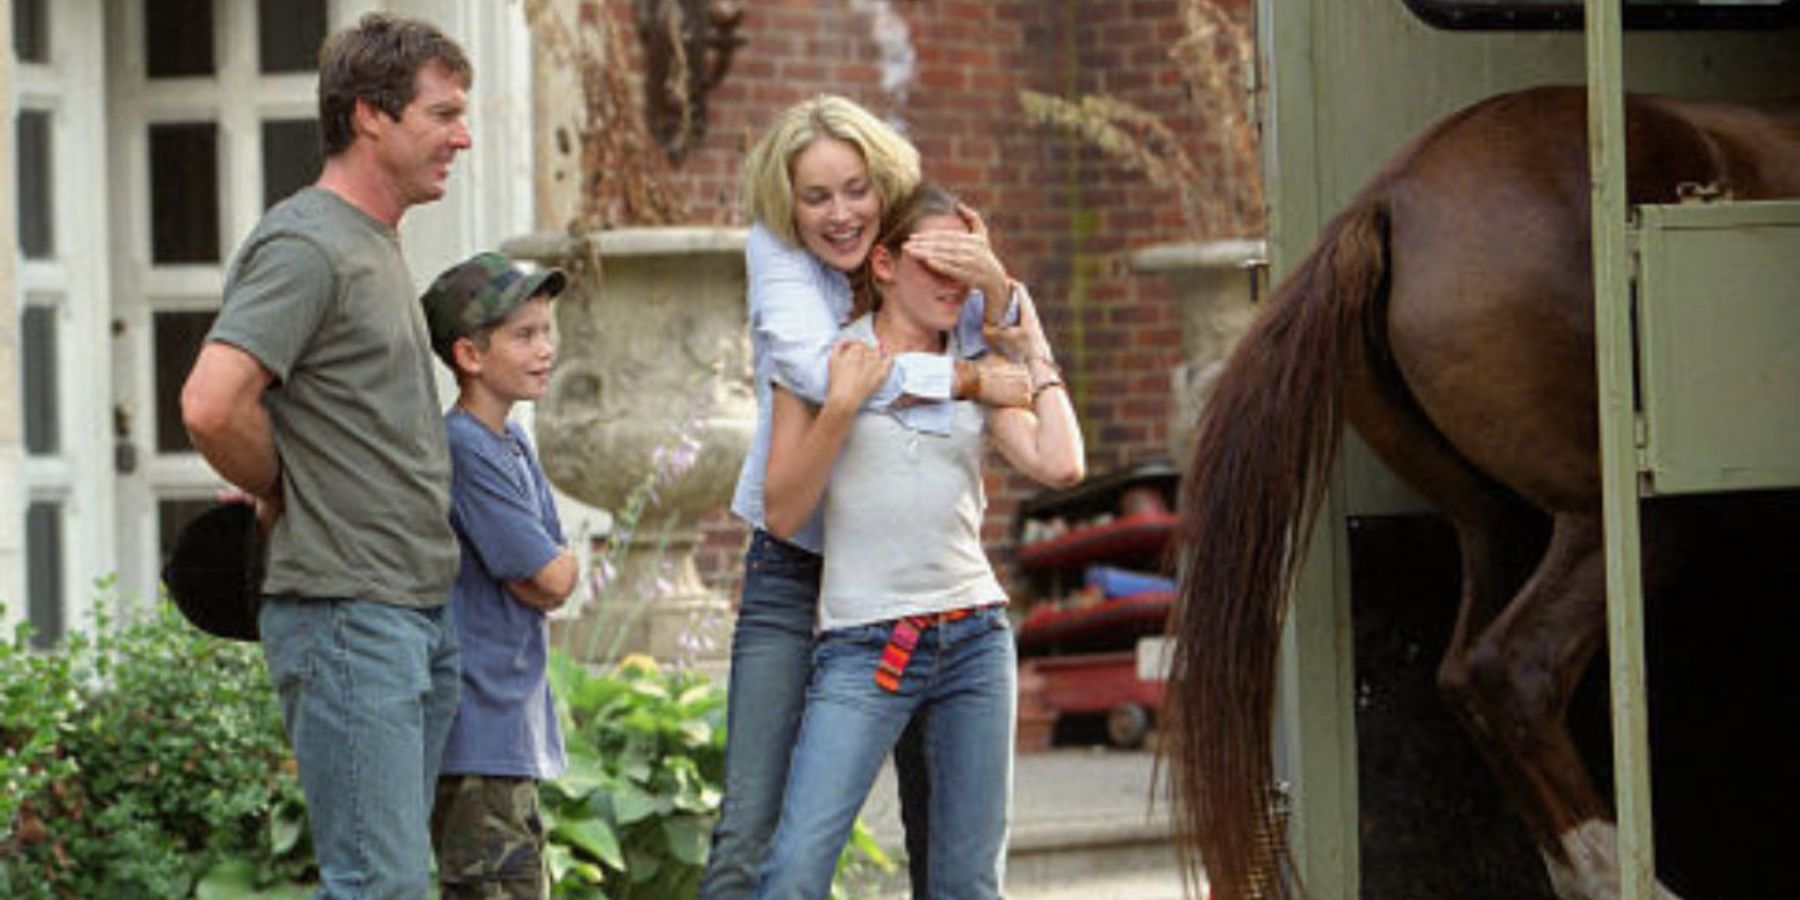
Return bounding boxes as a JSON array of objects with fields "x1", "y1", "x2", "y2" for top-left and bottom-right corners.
[
  {"x1": 261, "y1": 597, "x2": 461, "y2": 900},
  {"x1": 755, "y1": 607, "x2": 1016, "y2": 900},
  {"x1": 700, "y1": 531, "x2": 933, "y2": 899}
]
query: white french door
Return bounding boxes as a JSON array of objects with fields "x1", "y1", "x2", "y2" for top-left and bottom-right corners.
[
  {"x1": 10, "y1": 0, "x2": 522, "y2": 637},
  {"x1": 106, "y1": 0, "x2": 369, "y2": 610},
  {"x1": 10, "y1": 0, "x2": 111, "y2": 643}
]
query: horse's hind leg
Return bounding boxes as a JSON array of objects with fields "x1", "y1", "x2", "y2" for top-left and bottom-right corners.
[{"x1": 1438, "y1": 511, "x2": 1682, "y2": 900}]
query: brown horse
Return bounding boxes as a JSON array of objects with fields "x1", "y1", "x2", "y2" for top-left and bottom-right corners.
[{"x1": 1165, "y1": 85, "x2": 1800, "y2": 900}]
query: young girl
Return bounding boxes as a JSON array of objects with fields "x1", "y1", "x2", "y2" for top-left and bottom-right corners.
[
  {"x1": 702, "y1": 94, "x2": 1031, "y2": 899},
  {"x1": 755, "y1": 184, "x2": 1084, "y2": 899}
]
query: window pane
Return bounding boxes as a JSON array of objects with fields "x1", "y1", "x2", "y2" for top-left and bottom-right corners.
[
  {"x1": 27, "y1": 502, "x2": 64, "y2": 649},
  {"x1": 262, "y1": 119, "x2": 322, "y2": 208},
  {"x1": 149, "y1": 122, "x2": 220, "y2": 263},
  {"x1": 23, "y1": 303, "x2": 59, "y2": 456},
  {"x1": 145, "y1": 0, "x2": 214, "y2": 78},
  {"x1": 258, "y1": 0, "x2": 326, "y2": 74},
  {"x1": 17, "y1": 109, "x2": 54, "y2": 259},
  {"x1": 13, "y1": 0, "x2": 48, "y2": 63},
  {"x1": 158, "y1": 498, "x2": 215, "y2": 567},
  {"x1": 154, "y1": 311, "x2": 215, "y2": 453}
]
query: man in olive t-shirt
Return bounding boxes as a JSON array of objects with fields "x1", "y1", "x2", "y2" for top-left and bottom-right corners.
[{"x1": 180, "y1": 15, "x2": 473, "y2": 898}]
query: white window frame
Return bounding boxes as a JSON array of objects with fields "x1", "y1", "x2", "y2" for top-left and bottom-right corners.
[{"x1": 7, "y1": 0, "x2": 113, "y2": 638}]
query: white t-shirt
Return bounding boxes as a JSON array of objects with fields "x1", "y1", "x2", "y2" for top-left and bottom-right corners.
[{"x1": 811, "y1": 315, "x2": 1009, "y2": 630}]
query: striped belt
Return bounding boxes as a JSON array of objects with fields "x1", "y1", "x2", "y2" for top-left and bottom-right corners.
[{"x1": 874, "y1": 604, "x2": 1001, "y2": 693}]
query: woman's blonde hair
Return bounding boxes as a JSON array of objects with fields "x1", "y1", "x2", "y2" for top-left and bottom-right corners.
[{"x1": 740, "y1": 95, "x2": 921, "y2": 247}]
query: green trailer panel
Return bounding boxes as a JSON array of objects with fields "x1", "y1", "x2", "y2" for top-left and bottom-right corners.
[{"x1": 1635, "y1": 200, "x2": 1800, "y2": 495}]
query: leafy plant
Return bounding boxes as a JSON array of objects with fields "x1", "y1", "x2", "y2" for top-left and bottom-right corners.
[
  {"x1": 0, "y1": 622, "x2": 83, "y2": 881},
  {"x1": 542, "y1": 652, "x2": 893, "y2": 898},
  {"x1": 543, "y1": 651, "x2": 724, "y2": 897},
  {"x1": 0, "y1": 592, "x2": 309, "y2": 898},
  {"x1": 830, "y1": 819, "x2": 898, "y2": 900}
]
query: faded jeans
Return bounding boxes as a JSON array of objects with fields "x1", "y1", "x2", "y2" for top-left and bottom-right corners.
[
  {"x1": 260, "y1": 597, "x2": 461, "y2": 900},
  {"x1": 755, "y1": 606, "x2": 1016, "y2": 900},
  {"x1": 700, "y1": 530, "x2": 932, "y2": 899}
]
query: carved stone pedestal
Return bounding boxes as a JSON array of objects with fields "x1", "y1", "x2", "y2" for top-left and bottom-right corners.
[
  {"x1": 504, "y1": 227, "x2": 752, "y2": 667},
  {"x1": 1129, "y1": 238, "x2": 1266, "y2": 466}
]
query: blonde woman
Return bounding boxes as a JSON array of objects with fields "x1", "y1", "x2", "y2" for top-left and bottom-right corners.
[
  {"x1": 703, "y1": 95, "x2": 1029, "y2": 898},
  {"x1": 756, "y1": 183, "x2": 1083, "y2": 899}
]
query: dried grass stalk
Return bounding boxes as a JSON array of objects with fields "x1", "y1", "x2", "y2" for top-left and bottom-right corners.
[{"x1": 1020, "y1": 0, "x2": 1263, "y2": 238}]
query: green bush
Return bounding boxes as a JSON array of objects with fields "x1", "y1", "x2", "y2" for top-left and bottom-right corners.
[
  {"x1": 543, "y1": 652, "x2": 721, "y2": 898},
  {"x1": 543, "y1": 652, "x2": 894, "y2": 899},
  {"x1": 0, "y1": 622, "x2": 83, "y2": 877},
  {"x1": 2, "y1": 598, "x2": 893, "y2": 899},
  {"x1": 0, "y1": 595, "x2": 309, "y2": 898}
]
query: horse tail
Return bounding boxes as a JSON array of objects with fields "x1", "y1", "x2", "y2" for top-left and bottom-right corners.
[{"x1": 1165, "y1": 198, "x2": 1389, "y2": 900}]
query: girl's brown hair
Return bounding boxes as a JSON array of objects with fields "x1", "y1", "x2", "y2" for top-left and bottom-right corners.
[{"x1": 851, "y1": 182, "x2": 963, "y2": 320}]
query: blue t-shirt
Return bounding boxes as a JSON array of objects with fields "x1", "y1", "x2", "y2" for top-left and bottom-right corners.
[{"x1": 440, "y1": 407, "x2": 567, "y2": 780}]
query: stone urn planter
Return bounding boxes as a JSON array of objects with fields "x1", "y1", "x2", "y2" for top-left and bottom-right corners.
[
  {"x1": 1129, "y1": 238, "x2": 1266, "y2": 467},
  {"x1": 503, "y1": 226, "x2": 753, "y2": 666}
]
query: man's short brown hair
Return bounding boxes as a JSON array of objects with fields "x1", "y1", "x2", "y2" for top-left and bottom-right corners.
[{"x1": 317, "y1": 13, "x2": 472, "y2": 158}]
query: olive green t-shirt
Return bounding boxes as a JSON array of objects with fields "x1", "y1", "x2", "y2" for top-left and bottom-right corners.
[{"x1": 208, "y1": 187, "x2": 458, "y2": 607}]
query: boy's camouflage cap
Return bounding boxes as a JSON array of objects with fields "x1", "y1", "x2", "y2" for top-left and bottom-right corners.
[{"x1": 421, "y1": 251, "x2": 567, "y2": 366}]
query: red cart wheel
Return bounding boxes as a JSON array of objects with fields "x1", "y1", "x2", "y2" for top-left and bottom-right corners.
[{"x1": 1106, "y1": 702, "x2": 1151, "y2": 748}]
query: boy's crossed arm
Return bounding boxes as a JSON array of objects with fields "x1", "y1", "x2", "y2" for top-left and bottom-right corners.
[{"x1": 506, "y1": 550, "x2": 576, "y2": 612}]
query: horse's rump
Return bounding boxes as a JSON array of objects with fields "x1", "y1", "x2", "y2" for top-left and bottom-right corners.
[{"x1": 1168, "y1": 85, "x2": 1800, "y2": 900}]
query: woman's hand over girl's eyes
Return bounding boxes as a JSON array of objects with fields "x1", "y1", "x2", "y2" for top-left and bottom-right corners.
[
  {"x1": 903, "y1": 230, "x2": 1009, "y2": 308},
  {"x1": 983, "y1": 323, "x2": 1036, "y2": 362}
]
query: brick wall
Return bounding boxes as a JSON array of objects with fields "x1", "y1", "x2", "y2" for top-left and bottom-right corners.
[{"x1": 604, "y1": 0, "x2": 1253, "y2": 598}]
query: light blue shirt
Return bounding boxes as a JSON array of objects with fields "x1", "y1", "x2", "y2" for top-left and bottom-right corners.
[{"x1": 729, "y1": 221, "x2": 1012, "y2": 553}]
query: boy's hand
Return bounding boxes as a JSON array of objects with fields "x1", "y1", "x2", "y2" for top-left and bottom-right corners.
[
  {"x1": 508, "y1": 548, "x2": 578, "y2": 611},
  {"x1": 505, "y1": 580, "x2": 566, "y2": 612}
]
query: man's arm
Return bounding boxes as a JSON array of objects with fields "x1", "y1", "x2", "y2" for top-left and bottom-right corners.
[
  {"x1": 182, "y1": 342, "x2": 282, "y2": 502},
  {"x1": 183, "y1": 234, "x2": 333, "y2": 523}
]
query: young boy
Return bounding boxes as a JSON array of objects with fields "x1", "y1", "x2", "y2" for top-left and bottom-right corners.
[{"x1": 420, "y1": 251, "x2": 577, "y2": 899}]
